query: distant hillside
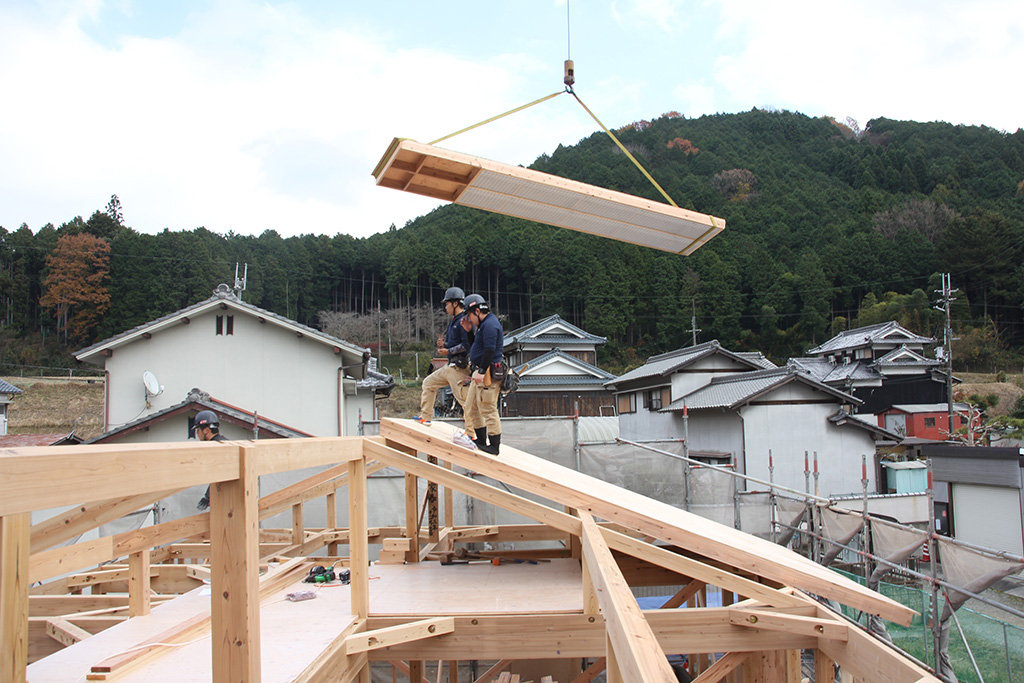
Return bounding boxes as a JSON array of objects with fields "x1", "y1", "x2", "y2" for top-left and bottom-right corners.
[{"x1": 2, "y1": 109, "x2": 1022, "y2": 373}]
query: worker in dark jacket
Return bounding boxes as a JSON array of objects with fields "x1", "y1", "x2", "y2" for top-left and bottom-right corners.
[
  {"x1": 463, "y1": 294, "x2": 504, "y2": 454},
  {"x1": 418, "y1": 287, "x2": 472, "y2": 422},
  {"x1": 194, "y1": 410, "x2": 227, "y2": 510}
]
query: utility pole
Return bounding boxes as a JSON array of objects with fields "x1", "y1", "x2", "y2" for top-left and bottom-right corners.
[
  {"x1": 687, "y1": 299, "x2": 701, "y2": 346},
  {"x1": 233, "y1": 263, "x2": 248, "y2": 301},
  {"x1": 933, "y1": 273, "x2": 958, "y2": 439}
]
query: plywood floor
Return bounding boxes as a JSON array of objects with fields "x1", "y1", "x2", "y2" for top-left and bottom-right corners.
[{"x1": 27, "y1": 559, "x2": 583, "y2": 681}]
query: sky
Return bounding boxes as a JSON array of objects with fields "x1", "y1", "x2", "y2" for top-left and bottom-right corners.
[{"x1": 2, "y1": 0, "x2": 1022, "y2": 240}]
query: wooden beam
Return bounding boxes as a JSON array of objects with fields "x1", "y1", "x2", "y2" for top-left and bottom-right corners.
[
  {"x1": 365, "y1": 439, "x2": 804, "y2": 609},
  {"x1": 405, "y1": 471, "x2": 420, "y2": 563},
  {"x1": 210, "y1": 445, "x2": 261, "y2": 682},
  {"x1": 1, "y1": 513, "x2": 30, "y2": 683},
  {"x1": 571, "y1": 657, "x2": 606, "y2": 683},
  {"x1": 691, "y1": 652, "x2": 748, "y2": 683},
  {"x1": 378, "y1": 419, "x2": 913, "y2": 625},
  {"x1": 30, "y1": 489, "x2": 176, "y2": 554},
  {"x1": 247, "y1": 436, "x2": 364, "y2": 475},
  {"x1": 0, "y1": 443, "x2": 240, "y2": 515},
  {"x1": 809, "y1": 598, "x2": 940, "y2": 683},
  {"x1": 44, "y1": 616, "x2": 92, "y2": 647},
  {"x1": 344, "y1": 617, "x2": 455, "y2": 654},
  {"x1": 578, "y1": 511, "x2": 677, "y2": 682},
  {"x1": 728, "y1": 608, "x2": 848, "y2": 642}
]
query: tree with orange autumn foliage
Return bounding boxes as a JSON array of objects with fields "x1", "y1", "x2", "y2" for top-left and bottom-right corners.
[{"x1": 39, "y1": 233, "x2": 111, "y2": 342}]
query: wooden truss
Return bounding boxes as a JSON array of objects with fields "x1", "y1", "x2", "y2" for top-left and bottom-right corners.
[
  {"x1": 372, "y1": 138, "x2": 725, "y2": 255},
  {"x1": 1, "y1": 419, "x2": 939, "y2": 682}
]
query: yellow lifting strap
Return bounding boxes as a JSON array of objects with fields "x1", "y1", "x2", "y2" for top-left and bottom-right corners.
[
  {"x1": 429, "y1": 86, "x2": 681, "y2": 210},
  {"x1": 430, "y1": 90, "x2": 567, "y2": 146},
  {"x1": 568, "y1": 90, "x2": 679, "y2": 209}
]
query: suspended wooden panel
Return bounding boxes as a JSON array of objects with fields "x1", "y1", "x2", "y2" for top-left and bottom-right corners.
[{"x1": 372, "y1": 138, "x2": 725, "y2": 255}]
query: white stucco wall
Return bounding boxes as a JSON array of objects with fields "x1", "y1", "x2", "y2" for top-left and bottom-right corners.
[
  {"x1": 737, "y1": 386, "x2": 877, "y2": 498},
  {"x1": 103, "y1": 308, "x2": 347, "y2": 436}
]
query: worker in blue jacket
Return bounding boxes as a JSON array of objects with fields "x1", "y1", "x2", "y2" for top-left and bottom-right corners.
[{"x1": 463, "y1": 293, "x2": 504, "y2": 454}]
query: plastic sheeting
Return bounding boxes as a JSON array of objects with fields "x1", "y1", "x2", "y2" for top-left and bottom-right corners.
[
  {"x1": 774, "y1": 496, "x2": 809, "y2": 547},
  {"x1": 819, "y1": 508, "x2": 864, "y2": 566}
]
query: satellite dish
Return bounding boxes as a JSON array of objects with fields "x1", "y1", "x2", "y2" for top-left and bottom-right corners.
[{"x1": 143, "y1": 371, "x2": 163, "y2": 398}]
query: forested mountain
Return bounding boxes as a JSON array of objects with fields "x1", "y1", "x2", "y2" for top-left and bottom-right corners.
[{"x1": 2, "y1": 109, "x2": 1023, "y2": 374}]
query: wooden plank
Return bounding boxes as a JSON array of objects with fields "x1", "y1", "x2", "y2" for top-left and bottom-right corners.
[
  {"x1": 0, "y1": 442, "x2": 241, "y2": 515},
  {"x1": 378, "y1": 419, "x2": 914, "y2": 625},
  {"x1": 349, "y1": 457, "x2": 369, "y2": 619},
  {"x1": 728, "y1": 608, "x2": 848, "y2": 642},
  {"x1": 343, "y1": 617, "x2": 455, "y2": 654},
  {"x1": 209, "y1": 445, "x2": 260, "y2": 683},
  {"x1": 290, "y1": 617, "x2": 366, "y2": 683},
  {"x1": 578, "y1": 511, "x2": 677, "y2": 682},
  {"x1": 691, "y1": 652, "x2": 748, "y2": 683},
  {"x1": 405, "y1": 471, "x2": 420, "y2": 563},
  {"x1": 1, "y1": 513, "x2": 30, "y2": 683},
  {"x1": 473, "y1": 659, "x2": 516, "y2": 683},
  {"x1": 30, "y1": 490, "x2": 176, "y2": 554}
]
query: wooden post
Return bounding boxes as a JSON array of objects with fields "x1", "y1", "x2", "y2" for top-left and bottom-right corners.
[
  {"x1": 349, "y1": 457, "x2": 369, "y2": 619},
  {"x1": 443, "y1": 461, "x2": 454, "y2": 529},
  {"x1": 405, "y1": 471, "x2": 420, "y2": 563},
  {"x1": 326, "y1": 491, "x2": 338, "y2": 555},
  {"x1": 128, "y1": 549, "x2": 151, "y2": 616},
  {"x1": 408, "y1": 659, "x2": 424, "y2": 682},
  {"x1": 348, "y1": 455, "x2": 370, "y2": 683},
  {"x1": 814, "y1": 650, "x2": 835, "y2": 683},
  {"x1": 0, "y1": 513, "x2": 30, "y2": 683},
  {"x1": 427, "y1": 455, "x2": 439, "y2": 543},
  {"x1": 291, "y1": 502, "x2": 304, "y2": 545},
  {"x1": 606, "y1": 633, "x2": 623, "y2": 683},
  {"x1": 210, "y1": 445, "x2": 261, "y2": 683}
]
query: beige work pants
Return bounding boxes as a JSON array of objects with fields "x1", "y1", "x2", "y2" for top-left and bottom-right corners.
[
  {"x1": 464, "y1": 381, "x2": 501, "y2": 436},
  {"x1": 419, "y1": 363, "x2": 470, "y2": 419}
]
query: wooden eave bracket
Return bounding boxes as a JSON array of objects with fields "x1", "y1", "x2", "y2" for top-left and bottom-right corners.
[
  {"x1": 343, "y1": 616, "x2": 455, "y2": 654},
  {"x1": 728, "y1": 607, "x2": 848, "y2": 642}
]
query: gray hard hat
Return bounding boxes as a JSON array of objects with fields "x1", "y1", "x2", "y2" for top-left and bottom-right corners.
[
  {"x1": 195, "y1": 410, "x2": 219, "y2": 429},
  {"x1": 442, "y1": 286, "x2": 465, "y2": 304},
  {"x1": 464, "y1": 293, "x2": 489, "y2": 313}
]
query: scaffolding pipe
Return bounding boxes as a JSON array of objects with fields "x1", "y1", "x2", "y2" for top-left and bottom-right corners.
[{"x1": 774, "y1": 521, "x2": 1024, "y2": 622}]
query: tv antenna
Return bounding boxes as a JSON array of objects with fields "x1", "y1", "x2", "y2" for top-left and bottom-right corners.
[
  {"x1": 234, "y1": 263, "x2": 248, "y2": 300},
  {"x1": 142, "y1": 370, "x2": 164, "y2": 408}
]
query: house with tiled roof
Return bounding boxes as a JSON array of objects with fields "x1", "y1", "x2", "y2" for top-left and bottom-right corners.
[
  {"x1": 793, "y1": 322, "x2": 951, "y2": 416},
  {"x1": 0, "y1": 377, "x2": 23, "y2": 436},
  {"x1": 605, "y1": 340, "x2": 775, "y2": 441},
  {"x1": 75, "y1": 284, "x2": 383, "y2": 440},
  {"x1": 506, "y1": 348, "x2": 617, "y2": 417},
  {"x1": 664, "y1": 365, "x2": 897, "y2": 496},
  {"x1": 500, "y1": 315, "x2": 616, "y2": 417}
]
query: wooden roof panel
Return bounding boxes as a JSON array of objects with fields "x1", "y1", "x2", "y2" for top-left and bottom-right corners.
[{"x1": 373, "y1": 138, "x2": 724, "y2": 254}]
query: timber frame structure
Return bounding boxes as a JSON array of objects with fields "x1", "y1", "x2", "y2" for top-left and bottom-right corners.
[{"x1": 2, "y1": 418, "x2": 940, "y2": 682}]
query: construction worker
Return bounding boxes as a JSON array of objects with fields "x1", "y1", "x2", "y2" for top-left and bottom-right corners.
[
  {"x1": 194, "y1": 410, "x2": 226, "y2": 510},
  {"x1": 463, "y1": 294, "x2": 504, "y2": 454},
  {"x1": 417, "y1": 287, "x2": 473, "y2": 422}
]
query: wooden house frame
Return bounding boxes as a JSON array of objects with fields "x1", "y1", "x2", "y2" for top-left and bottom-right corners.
[{"x1": 3, "y1": 418, "x2": 939, "y2": 682}]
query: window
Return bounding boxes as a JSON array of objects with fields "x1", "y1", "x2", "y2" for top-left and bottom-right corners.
[
  {"x1": 616, "y1": 393, "x2": 636, "y2": 414},
  {"x1": 226, "y1": 315, "x2": 234, "y2": 335},
  {"x1": 643, "y1": 388, "x2": 665, "y2": 411},
  {"x1": 216, "y1": 315, "x2": 223, "y2": 335},
  {"x1": 924, "y1": 417, "x2": 936, "y2": 428}
]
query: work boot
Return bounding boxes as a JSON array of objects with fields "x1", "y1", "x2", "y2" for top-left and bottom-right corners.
[
  {"x1": 478, "y1": 432, "x2": 500, "y2": 455},
  {"x1": 473, "y1": 427, "x2": 488, "y2": 449}
]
